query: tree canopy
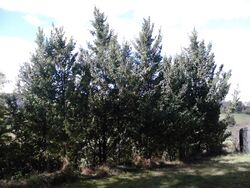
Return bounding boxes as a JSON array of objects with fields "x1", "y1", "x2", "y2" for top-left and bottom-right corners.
[{"x1": 0, "y1": 9, "x2": 231, "y2": 179}]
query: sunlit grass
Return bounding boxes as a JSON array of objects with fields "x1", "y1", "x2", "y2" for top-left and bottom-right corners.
[
  {"x1": 220, "y1": 113, "x2": 250, "y2": 125},
  {"x1": 213, "y1": 153, "x2": 250, "y2": 163},
  {"x1": 56, "y1": 154, "x2": 250, "y2": 188}
]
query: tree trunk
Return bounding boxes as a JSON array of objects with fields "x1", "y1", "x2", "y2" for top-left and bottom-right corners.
[{"x1": 61, "y1": 144, "x2": 70, "y2": 172}]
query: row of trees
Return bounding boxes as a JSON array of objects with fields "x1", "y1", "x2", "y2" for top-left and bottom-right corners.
[{"x1": 0, "y1": 8, "x2": 231, "y2": 179}]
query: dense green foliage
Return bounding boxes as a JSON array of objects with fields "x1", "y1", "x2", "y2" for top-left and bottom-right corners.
[{"x1": 0, "y1": 8, "x2": 231, "y2": 179}]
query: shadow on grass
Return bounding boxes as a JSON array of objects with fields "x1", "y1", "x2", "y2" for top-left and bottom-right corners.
[
  {"x1": 3, "y1": 155, "x2": 250, "y2": 188},
  {"x1": 90, "y1": 170, "x2": 250, "y2": 188},
  {"x1": 79, "y1": 157, "x2": 250, "y2": 188},
  {"x1": 169, "y1": 171, "x2": 250, "y2": 188}
]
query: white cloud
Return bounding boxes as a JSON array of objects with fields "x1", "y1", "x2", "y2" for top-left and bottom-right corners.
[
  {"x1": 207, "y1": 28, "x2": 250, "y2": 102},
  {"x1": 0, "y1": 36, "x2": 34, "y2": 93},
  {"x1": 1, "y1": 0, "x2": 249, "y2": 25},
  {"x1": 24, "y1": 14, "x2": 43, "y2": 26},
  {"x1": 0, "y1": 0, "x2": 250, "y2": 100}
]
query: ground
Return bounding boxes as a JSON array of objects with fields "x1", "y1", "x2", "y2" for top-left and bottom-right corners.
[{"x1": 56, "y1": 154, "x2": 250, "y2": 188}]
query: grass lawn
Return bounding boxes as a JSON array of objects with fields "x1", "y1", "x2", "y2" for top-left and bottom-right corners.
[
  {"x1": 233, "y1": 113, "x2": 250, "y2": 125},
  {"x1": 220, "y1": 113, "x2": 250, "y2": 125},
  {"x1": 56, "y1": 154, "x2": 250, "y2": 188}
]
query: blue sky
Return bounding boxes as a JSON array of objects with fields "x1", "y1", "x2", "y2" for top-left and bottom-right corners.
[
  {"x1": 0, "y1": 0, "x2": 250, "y2": 101},
  {"x1": 0, "y1": 9, "x2": 54, "y2": 40},
  {"x1": 1, "y1": 9, "x2": 36, "y2": 40}
]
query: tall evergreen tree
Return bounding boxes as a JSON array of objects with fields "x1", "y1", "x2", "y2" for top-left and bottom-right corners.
[
  {"x1": 83, "y1": 7, "x2": 118, "y2": 165},
  {"x1": 133, "y1": 17, "x2": 163, "y2": 158},
  {"x1": 161, "y1": 30, "x2": 231, "y2": 160},
  {"x1": 18, "y1": 26, "x2": 90, "y2": 170}
]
